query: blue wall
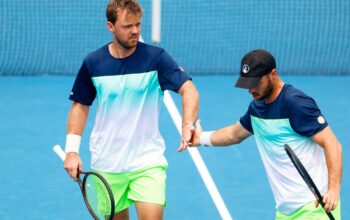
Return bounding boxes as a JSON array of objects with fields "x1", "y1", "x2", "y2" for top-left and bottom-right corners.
[{"x1": 1, "y1": 0, "x2": 349, "y2": 75}]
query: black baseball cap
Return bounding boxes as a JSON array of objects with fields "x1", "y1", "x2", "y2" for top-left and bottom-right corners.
[{"x1": 235, "y1": 49, "x2": 276, "y2": 89}]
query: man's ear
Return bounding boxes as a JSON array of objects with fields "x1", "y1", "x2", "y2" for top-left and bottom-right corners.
[{"x1": 107, "y1": 21, "x2": 114, "y2": 32}]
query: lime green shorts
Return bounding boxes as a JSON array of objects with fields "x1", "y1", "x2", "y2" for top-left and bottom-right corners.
[
  {"x1": 276, "y1": 200, "x2": 341, "y2": 220},
  {"x1": 93, "y1": 165, "x2": 167, "y2": 214}
]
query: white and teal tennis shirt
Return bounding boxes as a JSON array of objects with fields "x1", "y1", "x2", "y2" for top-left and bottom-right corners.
[
  {"x1": 239, "y1": 84, "x2": 329, "y2": 215},
  {"x1": 69, "y1": 42, "x2": 191, "y2": 173}
]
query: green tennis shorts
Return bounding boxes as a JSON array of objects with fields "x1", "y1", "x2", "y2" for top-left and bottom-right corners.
[
  {"x1": 276, "y1": 200, "x2": 341, "y2": 220},
  {"x1": 94, "y1": 165, "x2": 167, "y2": 214}
]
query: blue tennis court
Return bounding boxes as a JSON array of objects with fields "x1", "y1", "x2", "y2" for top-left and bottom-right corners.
[
  {"x1": 0, "y1": 75, "x2": 348, "y2": 219},
  {"x1": 1, "y1": 0, "x2": 349, "y2": 219}
]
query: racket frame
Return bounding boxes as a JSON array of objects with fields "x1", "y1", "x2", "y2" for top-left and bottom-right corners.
[
  {"x1": 77, "y1": 171, "x2": 115, "y2": 220},
  {"x1": 284, "y1": 144, "x2": 335, "y2": 220},
  {"x1": 53, "y1": 145, "x2": 115, "y2": 220}
]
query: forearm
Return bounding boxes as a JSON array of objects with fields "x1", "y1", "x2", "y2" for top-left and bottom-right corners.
[
  {"x1": 312, "y1": 126, "x2": 343, "y2": 193},
  {"x1": 176, "y1": 81, "x2": 199, "y2": 151},
  {"x1": 67, "y1": 102, "x2": 89, "y2": 135},
  {"x1": 325, "y1": 142, "x2": 342, "y2": 192},
  {"x1": 181, "y1": 82, "x2": 199, "y2": 125},
  {"x1": 211, "y1": 127, "x2": 239, "y2": 146},
  {"x1": 64, "y1": 102, "x2": 88, "y2": 177},
  {"x1": 65, "y1": 102, "x2": 89, "y2": 154},
  {"x1": 201, "y1": 122, "x2": 251, "y2": 147}
]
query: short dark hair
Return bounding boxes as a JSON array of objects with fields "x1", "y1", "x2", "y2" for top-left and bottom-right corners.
[{"x1": 106, "y1": 0, "x2": 143, "y2": 24}]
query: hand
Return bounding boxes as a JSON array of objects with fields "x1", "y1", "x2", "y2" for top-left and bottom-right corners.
[
  {"x1": 315, "y1": 189, "x2": 339, "y2": 212},
  {"x1": 190, "y1": 119, "x2": 202, "y2": 147},
  {"x1": 64, "y1": 152, "x2": 82, "y2": 180},
  {"x1": 177, "y1": 122, "x2": 195, "y2": 152}
]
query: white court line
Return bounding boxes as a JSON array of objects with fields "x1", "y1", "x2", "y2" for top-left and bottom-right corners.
[{"x1": 163, "y1": 90, "x2": 233, "y2": 220}]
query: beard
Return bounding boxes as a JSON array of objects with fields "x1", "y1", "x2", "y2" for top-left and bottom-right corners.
[
  {"x1": 257, "y1": 79, "x2": 274, "y2": 101},
  {"x1": 116, "y1": 35, "x2": 139, "y2": 49}
]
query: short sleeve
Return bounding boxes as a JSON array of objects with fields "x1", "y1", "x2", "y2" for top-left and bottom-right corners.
[
  {"x1": 288, "y1": 94, "x2": 328, "y2": 137},
  {"x1": 239, "y1": 110, "x2": 253, "y2": 133},
  {"x1": 69, "y1": 59, "x2": 97, "y2": 106},
  {"x1": 156, "y1": 50, "x2": 191, "y2": 92}
]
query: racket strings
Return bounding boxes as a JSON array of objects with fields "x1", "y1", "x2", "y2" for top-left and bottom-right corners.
[{"x1": 84, "y1": 174, "x2": 113, "y2": 219}]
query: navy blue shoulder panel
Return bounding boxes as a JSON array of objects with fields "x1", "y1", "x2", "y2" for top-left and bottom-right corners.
[
  {"x1": 84, "y1": 42, "x2": 162, "y2": 76},
  {"x1": 239, "y1": 84, "x2": 327, "y2": 136},
  {"x1": 84, "y1": 42, "x2": 190, "y2": 91},
  {"x1": 69, "y1": 42, "x2": 191, "y2": 105}
]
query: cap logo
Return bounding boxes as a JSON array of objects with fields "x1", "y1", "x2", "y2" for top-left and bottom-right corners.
[{"x1": 242, "y1": 64, "x2": 250, "y2": 74}]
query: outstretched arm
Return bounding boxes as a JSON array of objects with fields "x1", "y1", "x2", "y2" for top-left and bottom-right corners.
[
  {"x1": 177, "y1": 80, "x2": 199, "y2": 152},
  {"x1": 192, "y1": 120, "x2": 252, "y2": 147},
  {"x1": 311, "y1": 125, "x2": 342, "y2": 212},
  {"x1": 64, "y1": 102, "x2": 90, "y2": 180}
]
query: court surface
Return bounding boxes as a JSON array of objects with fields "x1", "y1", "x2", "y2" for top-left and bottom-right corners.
[{"x1": 0, "y1": 75, "x2": 348, "y2": 220}]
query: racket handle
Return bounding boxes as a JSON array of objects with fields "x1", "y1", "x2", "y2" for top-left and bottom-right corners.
[
  {"x1": 320, "y1": 199, "x2": 335, "y2": 220},
  {"x1": 326, "y1": 211, "x2": 335, "y2": 220},
  {"x1": 53, "y1": 145, "x2": 66, "y2": 161}
]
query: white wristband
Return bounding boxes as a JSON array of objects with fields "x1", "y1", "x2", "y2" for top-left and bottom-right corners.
[
  {"x1": 65, "y1": 134, "x2": 81, "y2": 153},
  {"x1": 200, "y1": 131, "x2": 214, "y2": 147}
]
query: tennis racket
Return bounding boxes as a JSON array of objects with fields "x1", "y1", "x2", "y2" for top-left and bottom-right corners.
[
  {"x1": 284, "y1": 144, "x2": 335, "y2": 220},
  {"x1": 53, "y1": 145, "x2": 115, "y2": 220}
]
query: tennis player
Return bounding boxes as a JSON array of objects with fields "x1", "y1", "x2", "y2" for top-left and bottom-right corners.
[
  {"x1": 63, "y1": 0, "x2": 199, "y2": 219},
  {"x1": 191, "y1": 49, "x2": 342, "y2": 219}
]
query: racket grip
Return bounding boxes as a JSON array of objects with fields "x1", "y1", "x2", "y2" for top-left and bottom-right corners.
[
  {"x1": 326, "y1": 211, "x2": 335, "y2": 220},
  {"x1": 320, "y1": 200, "x2": 335, "y2": 220},
  {"x1": 53, "y1": 145, "x2": 66, "y2": 161}
]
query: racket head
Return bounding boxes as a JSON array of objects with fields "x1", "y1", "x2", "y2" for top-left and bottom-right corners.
[{"x1": 80, "y1": 172, "x2": 115, "y2": 220}]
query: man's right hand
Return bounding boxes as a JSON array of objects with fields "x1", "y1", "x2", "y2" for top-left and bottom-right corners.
[{"x1": 64, "y1": 152, "x2": 82, "y2": 180}]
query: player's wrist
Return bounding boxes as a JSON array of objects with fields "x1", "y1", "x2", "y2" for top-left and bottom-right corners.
[
  {"x1": 65, "y1": 134, "x2": 81, "y2": 154},
  {"x1": 200, "y1": 131, "x2": 214, "y2": 147},
  {"x1": 183, "y1": 121, "x2": 194, "y2": 127}
]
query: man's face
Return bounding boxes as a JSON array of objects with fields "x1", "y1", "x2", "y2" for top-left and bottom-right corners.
[
  {"x1": 248, "y1": 73, "x2": 273, "y2": 101},
  {"x1": 108, "y1": 9, "x2": 141, "y2": 49}
]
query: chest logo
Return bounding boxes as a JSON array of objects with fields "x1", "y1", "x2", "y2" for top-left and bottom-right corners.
[{"x1": 179, "y1": 66, "x2": 185, "y2": 72}]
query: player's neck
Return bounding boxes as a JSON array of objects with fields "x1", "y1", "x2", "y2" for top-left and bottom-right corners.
[
  {"x1": 265, "y1": 80, "x2": 284, "y2": 104},
  {"x1": 109, "y1": 41, "x2": 136, "y2": 59}
]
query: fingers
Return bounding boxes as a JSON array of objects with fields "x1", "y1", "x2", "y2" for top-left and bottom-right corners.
[
  {"x1": 78, "y1": 161, "x2": 83, "y2": 173},
  {"x1": 64, "y1": 152, "x2": 82, "y2": 180},
  {"x1": 177, "y1": 135, "x2": 193, "y2": 152},
  {"x1": 190, "y1": 119, "x2": 203, "y2": 147},
  {"x1": 321, "y1": 191, "x2": 339, "y2": 212},
  {"x1": 64, "y1": 165, "x2": 78, "y2": 180},
  {"x1": 178, "y1": 119, "x2": 205, "y2": 151},
  {"x1": 195, "y1": 119, "x2": 202, "y2": 133},
  {"x1": 323, "y1": 197, "x2": 337, "y2": 212},
  {"x1": 186, "y1": 119, "x2": 203, "y2": 148},
  {"x1": 178, "y1": 122, "x2": 195, "y2": 152},
  {"x1": 177, "y1": 141, "x2": 188, "y2": 152}
]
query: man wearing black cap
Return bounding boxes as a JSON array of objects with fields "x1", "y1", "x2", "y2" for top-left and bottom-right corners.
[{"x1": 191, "y1": 49, "x2": 342, "y2": 219}]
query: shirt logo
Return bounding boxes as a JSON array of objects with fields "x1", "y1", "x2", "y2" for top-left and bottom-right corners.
[
  {"x1": 317, "y1": 115, "x2": 326, "y2": 124},
  {"x1": 179, "y1": 66, "x2": 185, "y2": 72},
  {"x1": 242, "y1": 64, "x2": 250, "y2": 74}
]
